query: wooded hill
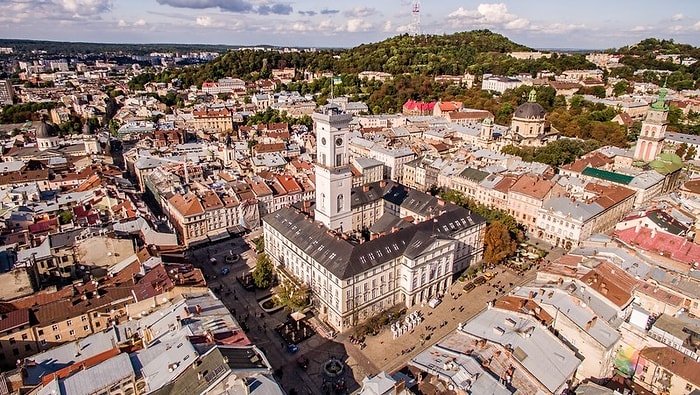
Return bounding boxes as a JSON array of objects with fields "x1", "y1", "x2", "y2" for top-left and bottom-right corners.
[{"x1": 157, "y1": 30, "x2": 597, "y2": 88}]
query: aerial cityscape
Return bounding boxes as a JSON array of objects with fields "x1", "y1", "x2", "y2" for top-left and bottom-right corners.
[{"x1": 0, "y1": 1, "x2": 699, "y2": 395}]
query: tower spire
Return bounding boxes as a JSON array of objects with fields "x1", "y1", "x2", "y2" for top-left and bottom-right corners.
[{"x1": 410, "y1": 0, "x2": 421, "y2": 36}]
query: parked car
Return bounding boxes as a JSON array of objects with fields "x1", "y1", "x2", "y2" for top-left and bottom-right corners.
[
  {"x1": 484, "y1": 271, "x2": 496, "y2": 281},
  {"x1": 220, "y1": 267, "x2": 230, "y2": 275},
  {"x1": 428, "y1": 297, "x2": 442, "y2": 308},
  {"x1": 462, "y1": 282, "x2": 476, "y2": 293},
  {"x1": 286, "y1": 343, "x2": 299, "y2": 354}
]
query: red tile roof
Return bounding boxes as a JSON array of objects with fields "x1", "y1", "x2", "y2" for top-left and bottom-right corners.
[
  {"x1": 616, "y1": 226, "x2": 700, "y2": 267},
  {"x1": 0, "y1": 309, "x2": 31, "y2": 333},
  {"x1": 640, "y1": 346, "x2": 700, "y2": 386}
]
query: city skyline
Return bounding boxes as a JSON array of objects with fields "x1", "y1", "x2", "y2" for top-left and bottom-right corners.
[{"x1": 0, "y1": 1, "x2": 698, "y2": 49}]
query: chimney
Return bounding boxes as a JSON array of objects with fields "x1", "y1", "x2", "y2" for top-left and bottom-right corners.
[
  {"x1": 585, "y1": 319, "x2": 594, "y2": 331},
  {"x1": 635, "y1": 220, "x2": 641, "y2": 233},
  {"x1": 528, "y1": 291, "x2": 534, "y2": 300},
  {"x1": 437, "y1": 198, "x2": 445, "y2": 207},
  {"x1": 391, "y1": 226, "x2": 399, "y2": 233},
  {"x1": 651, "y1": 228, "x2": 657, "y2": 238},
  {"x1": 379, "y1": 180, "x2": 387, "y2": 188},
  {"x1": 362, "y1": 185, "x2": 370, "y2": 192}
]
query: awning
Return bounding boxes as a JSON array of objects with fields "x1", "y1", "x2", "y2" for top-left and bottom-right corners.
[
  {"x1": 227, "y1": 225, "x2": 246, "y2": 235},
  {"x1": 291, "y1": 312, "x2": 306, "y2": 321},
  {"x1": 208, "y1": 231, "x2": 231, "y2": 242}
]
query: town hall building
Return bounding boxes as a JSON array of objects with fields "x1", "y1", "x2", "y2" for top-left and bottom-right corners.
[{"x1": 263, "y1": 106, "x2": 486, "y2": 331}]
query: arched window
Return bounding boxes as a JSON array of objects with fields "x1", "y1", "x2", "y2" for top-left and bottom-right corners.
[
  {"x1": 320, "y1": 193, "x2": 326, "y2": 209},
  {"x1": 337, "y1": 194, "x2": 344, "y2": 213}
]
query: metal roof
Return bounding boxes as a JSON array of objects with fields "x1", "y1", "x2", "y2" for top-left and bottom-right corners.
[{"x1": 581, "y1": 167, "x2": 634, "y2": 185}]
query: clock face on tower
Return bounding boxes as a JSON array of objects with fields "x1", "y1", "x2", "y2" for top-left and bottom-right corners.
[
  {"x1": 321, "y1": 137, "x2": 326, "y2": 145},
  {"x1": 335, "y1": 137, "x2": 343, "y2": 147}
]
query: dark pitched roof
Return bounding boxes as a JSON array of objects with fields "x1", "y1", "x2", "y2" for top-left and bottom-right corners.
[
  {"x1": 0, "y1": 308, "x2": 31, "y2": 333},
  {"x1": 264, "y1": 203, "x2": 485, "y2": 280}
]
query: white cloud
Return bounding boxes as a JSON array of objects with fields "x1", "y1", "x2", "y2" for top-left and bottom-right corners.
[
  {"x1": 692, "y1": 21, "x2": 700, "y2": 31},
  {"x1": 630, "y1": 25, "x2": 652, "y2": 32},
  {"x1": 342, "y1": 18, "x2": 373, "y2": 33},
  {"x1": 672, "y1": 13, "x2": 684, "y2": 21},
  {"x1": 134, "y1": 19, "x2": 146, "y2": 26},
  {"x1": 117, "y1": 19, "x2": 127, "y2": 27},
  {"x1": 58, "y1": 0, "x2": 112, "y2": 16},
  {"x1": 446, "y1": 3, "x2": 584, "y2": 35},
  {"x1": 383, "y1": 20, "x2": 392, "y2": 33},
  {"x1": 344, "y1": 7, "x2": 376, "y2": 18}
]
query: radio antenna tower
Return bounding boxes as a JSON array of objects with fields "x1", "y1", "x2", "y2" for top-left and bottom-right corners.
[{"x1": 410, "y1": 0, "x2": 421, "y2": 36}]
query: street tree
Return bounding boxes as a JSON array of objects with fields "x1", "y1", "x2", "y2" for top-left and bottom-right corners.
[
  {"x1": 483, "y1": 221, "x2": 517, "y2": 265},
  {"x1": 252, "y1": 253, "x2": 274, "y2": 289}
]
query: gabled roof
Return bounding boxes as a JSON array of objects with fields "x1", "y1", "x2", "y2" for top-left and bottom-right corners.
[
  {"x1": 264, "y1": 204, "x2": 484, "y2": 280},
  {"x1": 581, "y1": 167, "x2": 633, "y2": 185},
  {"x1": 168, "y1": 193, "x2": 205, "y2": 217},
  {"x1": 640, "y1": 346, "x2": 700, "y2": 387},
  {"x1": 509, "y1": 174, "x2": 554, "y2": 199}
]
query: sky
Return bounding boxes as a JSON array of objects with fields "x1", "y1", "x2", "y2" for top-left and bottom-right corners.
[{"x1": 0, "y1": 0, "x2": 699, "y2": 49}]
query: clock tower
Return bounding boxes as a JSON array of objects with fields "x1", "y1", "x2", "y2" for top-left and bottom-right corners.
[{"x1": 313, "y1": 105, "x2": 353, "y2": 232}]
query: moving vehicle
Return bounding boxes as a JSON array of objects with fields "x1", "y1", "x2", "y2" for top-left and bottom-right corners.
[
  {"x1": 473, "y1": 276, "x2": 487, "y2": 285},
  {"x1": 220, "y1": 267, "x2": 230, "y2": 275}
]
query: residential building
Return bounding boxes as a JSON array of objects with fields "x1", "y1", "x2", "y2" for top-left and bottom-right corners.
[
  {"x1": 508, "y1": 174, "x2": 557, "y2": 234},
  {"x1": 481, "y1": 74, "x2": 527, "y2": 94},
  {"x1": 635, "y1": 346, "x2": 700, "y2": 395},
  {"x1": 0, "y1": 79, "x2": 14, "y2": 105}
]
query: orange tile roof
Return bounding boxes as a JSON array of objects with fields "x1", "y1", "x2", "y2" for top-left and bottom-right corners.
[
  {"x1": 200, "y1": 190, "x2": 223, "y2": 211},
  {"x1": 509, "y1": 174, "x2": 555, "y2": 199},
  {"x1": 275, "y1": 175, "x2": 302, "y2": 194},
  {"x1": 586, "y1": 183, "x2": 636, "y2": 209},
  {"x1": 580, "y1": 261, "x2": 636, "y2": 307},
  {"x1": 247, "y1": 178, "x2": 272, "y2": 197},
  {"x1": 438, "y1": 101, "x2": 463, "y2": 111},
  {"x1": 493, "y1": 175, "x2": 519, "y2": 194},
  {"x1": 168, "y1": 192, "x2": 205, "y2": 217},
  {"x1": 495, "y1": 295, "x2": 554, "y2": 325}
]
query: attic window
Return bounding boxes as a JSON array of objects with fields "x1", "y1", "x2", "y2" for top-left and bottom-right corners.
[
  {"x1": 360, "y1": 256, "x2": 367, "y2": 264},
  {"x1": 328, "y1": 253, "x2": 336, "y2": 260}
]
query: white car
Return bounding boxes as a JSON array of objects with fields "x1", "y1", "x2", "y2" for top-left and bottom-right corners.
[{"x1": 428, "y1": 297, "x2": 442, "y2": 308}]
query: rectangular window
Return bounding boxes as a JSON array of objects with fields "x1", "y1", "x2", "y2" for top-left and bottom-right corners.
[
  {"x1": 66, "y1": 320, "x2": 72, "y2": 326},
  {"x1": 54, "y1": 335, "x2": 61, "y2": 341},
  {"x1": 83, "y1": 325, "x2": 89, "y2": 331},
  {"x1": 24, "y1": 344, "x2": 31, "y2": 351},
  {"x1": 51, "y1": 324, "x2": 58, "y2": 331},
  {"x1": 69, "y1": 330, "x2": 75, "y2": 336}
]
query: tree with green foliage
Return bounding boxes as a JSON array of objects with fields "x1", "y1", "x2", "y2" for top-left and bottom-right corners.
[
  {"x1": 58, "y1": 210, "x2": 73, "y2": 225},
  {"x1": 275, "y1": 280, "x2": 310, "y2": 311},
  {"x1": 501, "y1": 139, "x2": 602, "y2": 167},
  {"x1": 252, "y1": 253, "x2": 274, "y2": 289},
  {"x1": 253, "y1": 235, "x2": 265, "y2": 253},
  {"x1": 483, "y1": 221, "x2": 517, "y2": 265}
]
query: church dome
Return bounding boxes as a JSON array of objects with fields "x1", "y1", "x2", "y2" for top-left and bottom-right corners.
[
  {"x1": 35, "y1": 121, "x2": 57, "y2": 139},
  {"x1": 513, "y1": 90, "x2": 545, "y2": 119}
]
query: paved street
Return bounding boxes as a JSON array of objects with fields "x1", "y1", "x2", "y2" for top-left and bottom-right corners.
[{"x1": 186, "y1": 234, "x2": 546, "y2": 394}]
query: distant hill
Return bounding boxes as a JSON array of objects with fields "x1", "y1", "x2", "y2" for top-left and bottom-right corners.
[
  {"x1": 0, "y1": 39, "x2": 243, "y2": 56},
  {"x1": 164, "y1": 30, "x2": 601, "y2": 88}
]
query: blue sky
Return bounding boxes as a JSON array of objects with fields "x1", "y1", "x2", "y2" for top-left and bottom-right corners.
[{"x1": 0, "y1": 0, "x2": 698, "y2": 49}]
